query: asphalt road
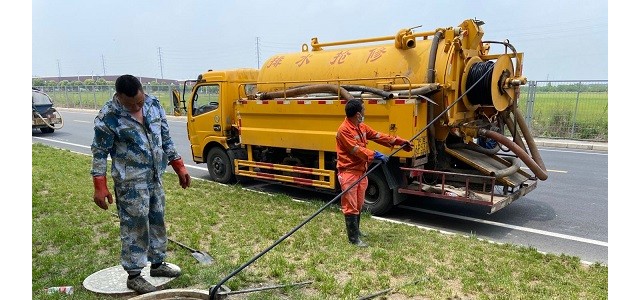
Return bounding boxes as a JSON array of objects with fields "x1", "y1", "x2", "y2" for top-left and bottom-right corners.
[{"x1": 32, "y1": 108, "x2": 608, "y2": 265}]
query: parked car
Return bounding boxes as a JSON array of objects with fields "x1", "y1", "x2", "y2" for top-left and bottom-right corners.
[{"x1": 32, "y1": 88, "x2": 63, "y2": 133}]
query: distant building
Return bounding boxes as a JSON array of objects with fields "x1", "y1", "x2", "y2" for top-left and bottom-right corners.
[{"x1": 33, "y1": 75, "x2": 181, "y2": 85}]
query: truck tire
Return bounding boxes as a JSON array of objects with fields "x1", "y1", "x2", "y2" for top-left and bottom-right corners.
[
  {"x1": 40, "y1": 127, "x2": 54, "y2": 134},
  {"x1": 207, "y1": 147, "x2": 235, "y2": 184},
  {"x1": 227, "y1": 148, "x2": 252, "y2": 184},
  {"x1": 363, "y1": 169, "x2": 394, "y2": 216}
]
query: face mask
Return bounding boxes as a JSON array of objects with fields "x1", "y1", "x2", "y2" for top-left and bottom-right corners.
[{"x1": 357, "y1": 112, "x2": 365, "y2": 123}]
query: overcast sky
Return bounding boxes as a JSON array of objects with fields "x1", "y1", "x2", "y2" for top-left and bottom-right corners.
[{"x1": 31, "y1": 0, "x2": 607, "y2": 81}]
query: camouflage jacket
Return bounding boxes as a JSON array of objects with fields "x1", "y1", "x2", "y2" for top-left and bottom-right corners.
[{"x1": 91, "y1": 93, "x2": 180, "y2": 188}]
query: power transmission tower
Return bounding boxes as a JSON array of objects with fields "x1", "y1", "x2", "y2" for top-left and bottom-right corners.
[
  {"x1": 158, "y1": 47, "x2": 164, "y2": 79},
  {"x1": 101, "y1": 55, "x2": 107, "y2": 76},
  {"x1": 256, "y1": 37, "x2": 261, "y2": 69}
]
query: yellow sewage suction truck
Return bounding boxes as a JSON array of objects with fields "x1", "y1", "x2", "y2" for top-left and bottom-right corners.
[{"x1": 179, "y1": 19, "x2": 547, "y2": 215}]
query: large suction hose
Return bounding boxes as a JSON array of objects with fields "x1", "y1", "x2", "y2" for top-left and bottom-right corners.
[
  {"x1": 259, "y1": 84, "x2": 354, "y2": 101},
  {"x1": 425, "y1": 30, "x2": 443, "y2": 159},
  {"x1": 491, "y1": 156, "x2": 521, "y2": 179},
  {"x1": 513, "y1": 107, "x2": 546, "y2": 171},
  {"x1": 32, "y1": 108, "x2": 64, "y2": 130},
  {"x1": 341, "y1": 85, "x2": 394, "y2": 99},
  {"x1": 397, "y1": 83, "x2": 440, "y2": 96},
  {"x1": 501, "y1": 111, "x2": 528, "y2": 153},
  {"x1": 447, "y1": 142, "x2": 500, "y2": 156},
  {"x1": 479, "y1": 128, "x2": 548, "y2": 180}
]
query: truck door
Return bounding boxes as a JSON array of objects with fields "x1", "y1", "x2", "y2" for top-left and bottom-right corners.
[{"x1": 187, "y1": 83, "x2": 222, "y2": 162}]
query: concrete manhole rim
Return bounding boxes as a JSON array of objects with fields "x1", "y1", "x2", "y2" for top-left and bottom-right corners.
[{"x1": 128, "y1": 288, "x2": 210, "y2": 300}]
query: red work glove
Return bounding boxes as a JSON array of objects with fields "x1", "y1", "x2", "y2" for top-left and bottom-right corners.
[
  {"x1": 395, "y1": 138, "x2": 413, "y2": 152},
  {"x1": 93, "y1": 175, "x2": 113, "y2": 210},
  {"x1": 170, "y1": 158, "x2": 191, "y2": 189}
]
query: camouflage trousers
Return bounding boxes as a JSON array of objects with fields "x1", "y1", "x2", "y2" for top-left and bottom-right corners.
[{"x1": 115, "y1": 182, "x2": 167, "y2": 274}]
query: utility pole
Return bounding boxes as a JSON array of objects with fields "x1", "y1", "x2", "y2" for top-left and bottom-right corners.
[
  {"x1": 57, "y1": 59, "x2": 61, "y2": 81},
  {"x1": 101, "y1": 55, "x2": 106, "y2": 76},
  {"x1": 256, "y1": 37, "x2": 260, "y2": 69},
  {"x1": 158, "y1": 47, "x2": 164, "y2": 79}
]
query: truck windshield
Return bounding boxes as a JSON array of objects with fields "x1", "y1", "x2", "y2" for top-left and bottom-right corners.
[{"x1": 192, "y1": 84, "x2": 220, "y2": 116}]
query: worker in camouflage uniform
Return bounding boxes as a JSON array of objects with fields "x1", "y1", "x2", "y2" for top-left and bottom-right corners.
[{"x1": 91, "y1": 75, "x2": 191, "y2": 294}]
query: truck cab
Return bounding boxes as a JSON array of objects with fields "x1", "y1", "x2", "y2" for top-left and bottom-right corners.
[{"x1": 185, "y1": 69, "x2": 258, "y2": 182}]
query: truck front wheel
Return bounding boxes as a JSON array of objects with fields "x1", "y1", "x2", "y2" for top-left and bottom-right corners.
[
  {"x1": 363, "y1": 169, "x2": 394, "y2": 216},
  {"x1": 207, "y1": 147, "x2": 235, "y2": 184}
]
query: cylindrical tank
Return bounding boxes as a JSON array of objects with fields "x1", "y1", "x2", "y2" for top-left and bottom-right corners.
[
  {"x1": 255, "y1": 19, "x2": 528, "y2": 142},
  {"x1": 257, "y1": 39, "x2": 435, "y2": 92}
]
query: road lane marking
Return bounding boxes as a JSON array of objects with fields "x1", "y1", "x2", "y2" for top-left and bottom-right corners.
[
  {"x1": 33, "y1": 137, "x2": 90, "y2": 149},
  {"x1": 397, "y1": 205, "x2": 608, "y2": 247},
  {"x1": 521, "y1": 167, "x2": 567, "y2": 173}
]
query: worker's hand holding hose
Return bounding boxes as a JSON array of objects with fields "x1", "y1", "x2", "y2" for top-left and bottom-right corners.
[
  {"x1": 93, "y1": 175, "x2": 113, "y2": 210},
  {"x1": 395, "y1": 138, "x2": 414, "y2": 152},
  {"x1": 373, "y1": 151, "x2": 389, "y2": 163},
  {"x1": 170, "y1": 158, "x2": 191, "y2": 189}
]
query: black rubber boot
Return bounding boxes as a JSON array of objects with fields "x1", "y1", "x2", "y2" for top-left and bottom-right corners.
[
  {"x1": 356, "y1": 214, "x2": 367, "y2": 238},
  {"x1": 345, "y1": 215, "x2": 367, "y2": 247}
]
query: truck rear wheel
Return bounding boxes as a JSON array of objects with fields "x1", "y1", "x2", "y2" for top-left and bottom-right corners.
[
  {"x1": 40, "y1": 127, "x2": 54, "y2": 133},
  {"x1": 363, "y1": 169, "x2": 393, "y2": 216},
  {"x1": 207, "y1": 147, "x2": 235, "y2": 184}
]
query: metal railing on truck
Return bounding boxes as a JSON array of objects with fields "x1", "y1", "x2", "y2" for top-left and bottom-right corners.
[{"x1": 398, "y1": 167, "x2": 538, "y2": 214}]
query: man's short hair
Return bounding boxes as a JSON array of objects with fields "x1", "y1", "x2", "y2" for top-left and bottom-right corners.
[
  {"x1": 115, "y1": 75, "x2": 143, "y2": 97},
  {"x1": 345, "y1": 100, "x2": 363, "y2": 117}
]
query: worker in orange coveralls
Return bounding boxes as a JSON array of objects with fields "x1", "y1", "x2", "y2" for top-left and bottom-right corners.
[{"x1": 335, "y1": 100, "x2": 413, "y2": 247}]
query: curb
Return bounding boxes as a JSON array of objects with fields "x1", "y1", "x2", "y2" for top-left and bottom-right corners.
[{"x1": 535, "y1": 140, "x2": 608, "y2": 152}]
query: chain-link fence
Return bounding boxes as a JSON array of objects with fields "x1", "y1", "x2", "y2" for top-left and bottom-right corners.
[
  {"x1": 33, "y1": 84, "x2": 180, "y2": 113},
  {"x1": 34, "y1": 80, "x2": 608, "y2": 142},
  {"x1": 521, "y1": 80, "x2": 608, "y2": 141}
]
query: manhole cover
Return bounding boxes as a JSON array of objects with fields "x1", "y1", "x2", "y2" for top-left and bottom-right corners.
[{"x1": 82, "y1": 263, "x2": 178, "y2": 296}]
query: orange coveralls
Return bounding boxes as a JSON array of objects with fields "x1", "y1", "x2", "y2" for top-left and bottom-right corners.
[{"x1": 335, "y1": 117, "x2": 402, "y2": 215}]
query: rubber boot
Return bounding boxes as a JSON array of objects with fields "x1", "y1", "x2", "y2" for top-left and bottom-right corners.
[
  {"x1": 345, "y1": 215, "x2": 367, "y2": 247},
  {"x1": 356, "y1": 214, "x2": 367, "y2": 238}
]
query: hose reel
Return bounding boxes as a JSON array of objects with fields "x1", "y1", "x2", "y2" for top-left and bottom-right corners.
[{"x1": 462, "y1": 55, "x2": 516, "y2": 112}]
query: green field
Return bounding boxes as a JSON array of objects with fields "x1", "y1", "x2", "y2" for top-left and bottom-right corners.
[{"x1": 38, "y1": 87, "x2": 180, "y2": 114}]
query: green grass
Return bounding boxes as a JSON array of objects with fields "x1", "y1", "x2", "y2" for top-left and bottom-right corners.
[{"x1": 32, "y1": 143, "x2": 608, "y2": 299}]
